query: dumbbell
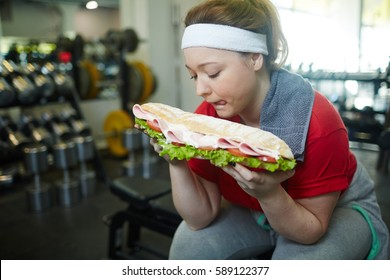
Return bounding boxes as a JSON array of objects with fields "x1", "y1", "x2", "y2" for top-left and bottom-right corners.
[
  {"x1": 140, "y1": 132, "x2": 159, "y2": 179},
  {"x1": 73, "y1": 136, "x2": 96, "y2": 197},
  {"x1": 121, "y1": 128, "x2": 142, "y2": 176},
  {"x1": 0, "y1": 114, "x2": 33, "y2": 161},
  {"x1": 23, "y1": 143, "x2": 52, "y2": 213},
  {"x1": 60, "y1": 108, "x2": 91, "y2": 137},
  {"x1": 0, "y1": 76, "x2": 16, "y2": 107},
  {"x1": 1, "y1": 60, "x2": 39, "y2": 105},
  {"x1": 24, "y1": 62, "x2": 55, "y2": 103},
  {"x1": 19, "y1": 113, "x2": 54, "y2": 148},
  {"x1": 53, "y1": 140, "x2": 80, "y2": 207},
  {"x1": 41, "y1": 62, "x2": 75, "y2": 99},
  {"x1": 40, "y1": 111, "x2": 73, "y2": 143}
]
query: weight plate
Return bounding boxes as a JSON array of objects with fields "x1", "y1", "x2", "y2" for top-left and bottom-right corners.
[
  {"x1": 133, "y1": 61, "x2": 154, "y2": 103},
  {"x1": 77, "y1": 63, "x2": 91, "y2": 99},
  {"x1": 103, "y1": 110, "x2": 133, "y2": 157},
  {"x1": 126, "y1": 63, "x2": 143, "y2": 103},
  {"x1": 80, "y1": 60, "x2": 101, "y2": 99},
  {"x1": 123, "y1": 28, "x2": 139, "y2": 53}
]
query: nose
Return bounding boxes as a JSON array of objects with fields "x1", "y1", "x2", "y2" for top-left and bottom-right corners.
[{"x1": 195, "y1": 78, "x2": 211, "y2": 97}]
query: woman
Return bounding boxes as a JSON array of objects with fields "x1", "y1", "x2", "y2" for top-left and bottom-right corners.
[{"x1": 152, "y1": 0, "x2": 390, "y2": 259}]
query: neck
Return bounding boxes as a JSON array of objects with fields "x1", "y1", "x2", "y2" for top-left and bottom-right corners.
[{"x1": 240, "y1": 68, "x2": 271, "y2": 128}]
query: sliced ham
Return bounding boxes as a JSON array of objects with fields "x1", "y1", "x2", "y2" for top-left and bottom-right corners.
[
  {"x1": 217, "y1": 138, "x2": 240, "y2": 149},
  {"x1": 238, "y1": 143, "x2": 279, "y2": 159},
  {"x1": 133, "y1": 104, "x2": 155, "y2": 121},
  {"x1": 134, "y1": 103, "x2": 281, "y2": 159}
]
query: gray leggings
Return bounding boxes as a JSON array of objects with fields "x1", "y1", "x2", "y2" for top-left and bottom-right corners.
[{"x1": 169, "y1": 204, "x2": 372, "y2": 260}]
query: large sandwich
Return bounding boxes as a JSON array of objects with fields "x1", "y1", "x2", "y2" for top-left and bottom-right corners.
[{"x1": 132, "y1": 103, "x2": 296, "y2": 172}]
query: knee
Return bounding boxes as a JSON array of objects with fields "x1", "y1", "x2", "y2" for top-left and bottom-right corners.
[
  {"x1": 169, "y1": 221, "x2": 226, "y2": 260},
  {"x1": 169, "y1": 221, "x2": 205, "y2": 260}
]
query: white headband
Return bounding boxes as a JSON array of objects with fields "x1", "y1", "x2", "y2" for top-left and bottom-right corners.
[{"x1": 181, "y1": 23, "x2": 268, "y2": 55}]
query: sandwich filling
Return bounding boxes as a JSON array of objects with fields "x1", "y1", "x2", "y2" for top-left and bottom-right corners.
[{"x1": 133, "y1": 103, "x2": 296, "y2": 172}]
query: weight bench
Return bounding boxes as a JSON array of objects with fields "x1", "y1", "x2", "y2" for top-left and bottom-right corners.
[{"x1": 107, "y1": 176, "x2": 182, "y2": 259}]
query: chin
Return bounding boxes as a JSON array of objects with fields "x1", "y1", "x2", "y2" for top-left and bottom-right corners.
[{"x1": 215, "y1": 109, "x2": 234, "y2": 119}]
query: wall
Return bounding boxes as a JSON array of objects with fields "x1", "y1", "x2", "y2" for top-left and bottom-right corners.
[
  {"x1": 74, "y1": 8, "x2": 120, "y2": 41},
  {"x1": 147, "y1": 0, "x2": 202, "y2": 112},
  {"x1": 1, "y1": 2, "x2": 62, "y2": 39},
  {"x1": 0, "y1": 1, "x2": 119, "y2": 40}
]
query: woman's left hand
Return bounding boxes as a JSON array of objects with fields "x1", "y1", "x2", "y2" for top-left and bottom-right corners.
[{"x1": 222, "y1": 163, "x2": 295, "y2": 199}]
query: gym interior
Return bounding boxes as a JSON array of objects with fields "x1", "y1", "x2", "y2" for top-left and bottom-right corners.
[{"x1": 0, "y1": 0, "x2": 389, "y2": 260}]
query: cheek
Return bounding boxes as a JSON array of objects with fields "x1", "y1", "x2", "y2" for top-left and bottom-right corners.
[{"x1": 218, "y1": 70, "x2": 255, "y2": 100}]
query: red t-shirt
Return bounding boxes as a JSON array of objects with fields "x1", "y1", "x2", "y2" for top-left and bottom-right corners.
[{"x1": 188, "y1": 91, "x2": 357, "y2": 211}]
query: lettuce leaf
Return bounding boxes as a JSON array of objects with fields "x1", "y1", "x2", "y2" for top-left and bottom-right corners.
[{"x1": 135, "y1": 118, "x2": 296, "y2": 172}]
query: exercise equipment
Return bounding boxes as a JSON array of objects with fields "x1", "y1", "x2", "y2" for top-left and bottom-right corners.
[
  {"x1": 107, "y1": 177, "x2": 181, "y2": 259},
  {"x1": 53, "y1": 141, "x2": 80, "y2": 207},
  {"x1": 0, "y1": 114, "x2": 32, "y2": 154},
  {"x1": 73, "y1": 136, "x2": 96, "y2": 197},
  {"x1": 120, "y1": 128, "x2": 159, "y2": 178},
  {"x1": 59, "y1": 107, "x2": 91, "y2": 137},
  {"x1": 121, "y1": 128, "x2": 142, "y2": 176},
  {"x1": 342, "y1": 106, "x2": 383, "y2": 144},
  {"x1": 41, "y1": 62, "x2": 75, "y2": 99},
  {"x1": 132, "y1": 61, "x2": 156, "y2": 104},
  {"x1": 24, "y1": 143, "x2": 52, "y2": 212},
  {"x1": 0, "y1": 76, "x2": 16, "y2": 108},
  {"x1": 0, "y1": 60, "x2": 108, "y2": 190},
  {"x1": 140, "y1": 131, "x2": 159, "y2": 179},
  {"x1": 0, "y1": 163, "x2": 18, "y2": 187},
  {"x1": 77, "y1": 60, "x2": 101, "y2": 100},
  {"x1": 40, "y1": 111, "x2": 74, "y2": 143},
  {"x1": 24, "y1": 63, "x2": 55, "y2": 103},
  {"x1": 105, "y1": 28, "x2": 140, "y2": 54},
  {"x1": 19, "y1": 113, "x2": 53, "y2": 148},
  {"x1": 1, "y1": 60, "x2": 39, "y2": 105},
  {"x1": 103, "y1": 109, "x2": 134, "y2": 157}
]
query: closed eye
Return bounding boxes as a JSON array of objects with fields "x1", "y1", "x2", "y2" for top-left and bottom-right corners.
[{"x1": 208, "y1": 72, "x2": 220, "y2": 79}]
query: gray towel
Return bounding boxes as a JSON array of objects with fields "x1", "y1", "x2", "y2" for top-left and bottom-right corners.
[{"x1": 260, "y1": 69, "x2": 314, "y2": 161}]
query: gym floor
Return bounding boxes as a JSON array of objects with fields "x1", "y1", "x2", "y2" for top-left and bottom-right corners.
[{"x1": 0, "y1": 144, "x2": 389, "y2": 260}]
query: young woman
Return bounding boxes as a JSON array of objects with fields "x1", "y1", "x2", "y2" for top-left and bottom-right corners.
[{"x1": 151, "y1": 0, "x2": 390, "y2": 259}]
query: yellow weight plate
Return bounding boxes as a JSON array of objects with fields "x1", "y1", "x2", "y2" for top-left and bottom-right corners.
[
  {"x1": 133, "y1": 61, "x2": 154, "y2": 103},
  {"x1": 103, "y1": 110, "x2": 133, "y2": 157}
]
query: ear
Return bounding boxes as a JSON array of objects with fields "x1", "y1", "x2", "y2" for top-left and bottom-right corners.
[{"x1": 251, "y1": 53, "x2": 263, "y2": 71}]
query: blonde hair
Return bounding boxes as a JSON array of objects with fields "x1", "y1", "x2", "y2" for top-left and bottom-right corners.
[{"x1": 184, "y1": 0, "x2": 288, "y2": 70}]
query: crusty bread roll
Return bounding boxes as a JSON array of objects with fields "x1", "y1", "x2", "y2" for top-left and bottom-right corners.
[{"x1": 140, "y1": 103, "x2": 294, "y2": 159}]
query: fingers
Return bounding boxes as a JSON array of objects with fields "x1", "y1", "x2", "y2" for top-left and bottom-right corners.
[
  {"x1": 149, "y1": 138, "x2": 162, "y2": 153},
  {"x1": 222, "y1": 164, "x2": 261, "y2": 183},
  {"x1": 222, "y1": 163, "x2": 295, "y2": 185}
]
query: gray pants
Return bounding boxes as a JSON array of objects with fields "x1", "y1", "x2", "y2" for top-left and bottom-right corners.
[{"x1": 169, "y1": 162, "x2": 389, "y2": 260}]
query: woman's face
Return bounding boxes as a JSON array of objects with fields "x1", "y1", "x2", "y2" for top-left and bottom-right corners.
[{"x1": 183, "y1": 47, "x2": 261, "y2": 119}]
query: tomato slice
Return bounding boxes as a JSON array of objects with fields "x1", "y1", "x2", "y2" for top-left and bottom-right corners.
[
  {"x1": 227, "y1": 148, "x2": 248, "y2": 157},
  {"x1": 258, "y1": 155, "x2": 277, "y2": 163},
  {"x1": 171, "y1": 142, "x2": 185, "y2": 146},
  {"x1": 146, "y1": 120, "x2": 162, "y2": 133}
]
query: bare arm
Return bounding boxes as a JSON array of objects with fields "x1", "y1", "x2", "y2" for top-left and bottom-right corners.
[
  {"x1": 223, "y1": 164, "x2": 340, "y2": 244},
  {"x1": 169, "y1": 161, "x2": 221, "y2": 230},
  {"x1": 150, "y1": 138, "x2": 221, "y2": 230}
]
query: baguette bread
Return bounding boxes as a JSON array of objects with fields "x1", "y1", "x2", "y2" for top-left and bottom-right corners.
[{"x1": 139, "y1": 103, "x2": 294, "y2": 160}]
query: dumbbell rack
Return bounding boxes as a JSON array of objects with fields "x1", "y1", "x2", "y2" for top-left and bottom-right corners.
[{"x1": 0, "y1": 61, "x2": 107, "y2": 192}]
